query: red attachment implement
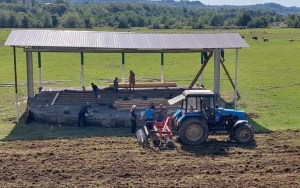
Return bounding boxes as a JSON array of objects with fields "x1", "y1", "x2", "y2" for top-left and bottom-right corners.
[
  {"x1": 153, "y1": 117, "x2": 173, "y2": 138},
  {"x1": 137, "y1": 117, "x2": 175, "y2": 149}
]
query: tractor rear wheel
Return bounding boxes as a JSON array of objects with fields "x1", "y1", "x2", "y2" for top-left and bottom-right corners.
[
  {"x1": 179, "y1": 118, "x2": 208, "y2": 145},
  {"x1": 233, "y1": 125, "x2": 254, "y2": 144}
]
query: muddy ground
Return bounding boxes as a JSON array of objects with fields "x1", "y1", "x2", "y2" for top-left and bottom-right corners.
[{"x1": 0, "y1": 130, "x2": 299, "y2": 187}]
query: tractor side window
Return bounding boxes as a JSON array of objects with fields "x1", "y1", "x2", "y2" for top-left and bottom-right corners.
[
  {"x1": 182, "y1": 99, "x2": 187, "y2": 114},
  {"x1": 201, "y1": 97, "x2": 214, "y2": 119}
]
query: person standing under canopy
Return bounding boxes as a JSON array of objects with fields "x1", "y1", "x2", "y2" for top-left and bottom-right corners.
[{"x1": 129, "y1": 70, "x2": 135, "y2": 91}]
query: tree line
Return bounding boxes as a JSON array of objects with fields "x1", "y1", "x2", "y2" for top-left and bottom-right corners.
[{"x1": 0, "y1": 1, "x2": 299, "y2": 29}]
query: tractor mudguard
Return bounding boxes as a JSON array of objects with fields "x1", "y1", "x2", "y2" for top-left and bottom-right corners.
[
  {"x1": 178, "y1": 114, "x2": 186, "y2": 122},
  {"x1": 233, "y1": 120, "x2": 249, "y2": 129}
]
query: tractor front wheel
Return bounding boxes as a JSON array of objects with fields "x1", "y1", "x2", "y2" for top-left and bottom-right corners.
[
  {"x1": 233, "y1": 125, "x2": 254, "y2": 144},
  {"x1": 179, "y1": 118, "x2": 209, "y2": 145}
]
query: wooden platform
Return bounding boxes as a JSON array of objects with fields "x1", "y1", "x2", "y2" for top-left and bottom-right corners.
[
  {"x1": 113, "y1": 98, "x2": 178, "y2": 110},
  {"x1": 108, "y1": 82, "x2": 177, "y2": 88}
]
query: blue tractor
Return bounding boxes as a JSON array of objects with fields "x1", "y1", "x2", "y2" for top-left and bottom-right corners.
[{"x1": 168, "y1": 89, "x2": 254, "y2": 145}]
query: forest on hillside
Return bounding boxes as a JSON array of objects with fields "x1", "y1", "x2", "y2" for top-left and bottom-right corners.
[{"x1": 0, "y1": 0, "x2": 300, "y2": 29}]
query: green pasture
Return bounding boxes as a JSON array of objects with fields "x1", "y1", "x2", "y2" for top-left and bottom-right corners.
[{"x1": 0, "y1": 27, "x2": 300, "y2": 138}]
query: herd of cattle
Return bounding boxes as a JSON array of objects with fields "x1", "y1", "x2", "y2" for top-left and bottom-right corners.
[
  {"x1": 241, "y1": 35, "x2": 295, "y2": 42},
  {"x1": 252, "y1": 36, "x2": 269, "y2": 42}
]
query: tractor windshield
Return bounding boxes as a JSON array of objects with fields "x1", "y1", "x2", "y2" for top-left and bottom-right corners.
[{"x1": 181, "y1": 97, "x2": 202, "y2": 114}]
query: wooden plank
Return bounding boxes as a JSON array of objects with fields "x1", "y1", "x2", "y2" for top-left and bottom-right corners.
[
  {"x1": 108, "y1": 82, "x2": 177, "y2": 88},
  {"x1": 51, "y1": 92, "x2": 60, "y2": 105}
]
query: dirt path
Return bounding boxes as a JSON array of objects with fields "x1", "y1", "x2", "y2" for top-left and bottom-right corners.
[{"x1": 0, "y1": 130, "x2": 299, "y2": 187}]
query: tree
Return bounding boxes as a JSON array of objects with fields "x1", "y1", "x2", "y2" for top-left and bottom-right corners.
[
  {"x1": 84, "y1": 16, "x2": 95, "y2": 28},
  {"x1": 62, "y1": 12, "x2": 82, "y2": 28},
  {"x1": 152, "y1": 19, "x2": 160, "y2": 29},
  {"x1": 8, "y1": 14, "x2": 19, "y2": 28},
  {"x1": 210, "y1": 15, "x2": 224, "y2": 26},
  {"x1": 160, "y1": 14, "x2": 168, "y2": 24},
  {"x1": 43, "y1": 12, "x2": 53, "y2": 28},
  {"x1": 21, "y1": 15, "x2": 29, "y2": 28},
  {"x1": 51, "y1": 15, "x2": 59, "y2": 27},
  {"x1": 247, "y1": 16, "x2": 269, "y2": 28},
  {"x1": 0, "y1": 10, "x2": 10, "y2": 28},
  {"x1": 236, "y1": 13, "x2": 252, "y2": 26},
  {"x1": 117, "y1": 15, "x2": 128, "y2": 28}
]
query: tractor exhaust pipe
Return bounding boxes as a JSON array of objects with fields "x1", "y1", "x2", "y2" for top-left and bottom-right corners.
[{"x1": 165, "y1": 137, "x2": 175, "y2": 149}]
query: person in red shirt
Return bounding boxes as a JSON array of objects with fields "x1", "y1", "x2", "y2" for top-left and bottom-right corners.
[{"x1": 129, "y1": 70, "x2": 135, "y2": 91}]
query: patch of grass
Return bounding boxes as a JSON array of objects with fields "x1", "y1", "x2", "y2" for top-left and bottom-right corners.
[{"x1": 0, "y1": 27, "x2": 300, "y2": 134}]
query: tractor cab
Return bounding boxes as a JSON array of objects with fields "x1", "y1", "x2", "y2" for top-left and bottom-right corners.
[
  {"x1": 168, "y1": 89, "x2": 254, "y2": 145},
  {"x1": 169, "y1": 90, "x2": 216, "y2": 126}
]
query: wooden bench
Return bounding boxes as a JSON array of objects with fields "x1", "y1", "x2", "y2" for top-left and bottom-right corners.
[{"x1": 108, "y1": 82, "x2": 177, "y2": 88}]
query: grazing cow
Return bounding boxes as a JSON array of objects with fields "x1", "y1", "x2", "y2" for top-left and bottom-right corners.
[
  {"x1": 252, "y1": 36, "x2": 258, "y2": 40},
  {"x1": 289, "y1": 39, "x2": 294, "y2": 42},
  {"x1": 263, "y1": 38, "x2": 269, "y2": 42}
]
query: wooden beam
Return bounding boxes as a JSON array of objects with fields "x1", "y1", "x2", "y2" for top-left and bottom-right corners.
[
  {"x1": 51, "y1": 92, "x2": 60, "y2": 105},
  {"x1": 108, "y1": 82, "x2": 177, "y2": 88},
  {"x1": 23, "y1": 48, "x2": 227, "y2": 53}
]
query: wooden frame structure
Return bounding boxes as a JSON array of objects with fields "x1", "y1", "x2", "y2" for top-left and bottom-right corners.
[{"x1": 5, "y1": 30, "x2": 249, "y2": 123}]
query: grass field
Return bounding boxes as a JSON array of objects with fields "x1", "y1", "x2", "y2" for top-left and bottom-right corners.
[
  {"x1": 0, "y1": 27, "x2": 300, "y2": 187},
  {"x1": 1, "y1": 27, "x2": 300, "y2": 131}
]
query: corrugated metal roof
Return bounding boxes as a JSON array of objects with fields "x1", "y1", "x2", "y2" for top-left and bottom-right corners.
[{"x1": 5, "y1": 30, "x2": 249, "y2": 49}]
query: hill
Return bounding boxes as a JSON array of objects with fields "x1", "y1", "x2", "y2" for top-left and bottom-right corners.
[
  {"x1": 208, "y1": 3, "x2": 300, "y2": 15},
  {"x1": 57, "y1": 0, "x2": 300, "y2": 15}
]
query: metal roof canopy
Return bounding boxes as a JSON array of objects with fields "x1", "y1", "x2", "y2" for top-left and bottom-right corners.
[
  {"x1": 5, "y1": 30, "x2": 249, "y2": 52},
  {"x1": 5, "y1": 29, "x2": 249, "y2": 123}
]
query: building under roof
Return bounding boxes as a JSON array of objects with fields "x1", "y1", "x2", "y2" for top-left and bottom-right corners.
[{"x1": 5, "y1": 29, "x2": 249, "y2": 122}]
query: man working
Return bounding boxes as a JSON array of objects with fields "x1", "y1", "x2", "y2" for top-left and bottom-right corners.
[
  {"x1": 150, "y1": 102, "x2": 156, "y2": 111},
  {"x1": 78, "y1": 102, "x2": 89, "y2": 127},
  {"x1": 129, "y1": 70, "x2": 135, "y2": 91},
  {"x1": 155, "y1": 104, "x2": 168, "y2": 122},
  {"x1": 141, "y1": 105, "x2": 155, "y2": 130},
  {"x1": 130, "y1": 105, "x2": 137, "y2": 133},
  {"x1": 113, "y1": 77, "x2": 119, "y2": 98},
  {"x1": 91, "y1": 83, "x2": 100, "y2": 103}
]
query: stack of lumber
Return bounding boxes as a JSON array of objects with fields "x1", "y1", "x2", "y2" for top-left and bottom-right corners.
[
  {"x1": 108, "y1": 82, "x2": 177, "y2": 88},
  {"x1": 113, "y1": 98, "x2": 178, "y2": 110}
]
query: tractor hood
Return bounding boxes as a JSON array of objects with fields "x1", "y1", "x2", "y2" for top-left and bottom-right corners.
[
  {"x1": 168, "y1": 94, "x2": 185, "y2": 105},
  {"x1": 216, "y1": 108, "x2": 247, "y2": 120}
]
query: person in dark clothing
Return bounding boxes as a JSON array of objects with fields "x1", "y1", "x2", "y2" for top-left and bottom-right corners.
[
  {"x1": 91, "y1": 83, "x2": 100, "y2": 103},
  {"x1": 155, "y1": 104, "x2": 168, "y2": 122},
  {"x1": 78, "y1": 102, "x2": 89, "y2": 127},
  {"x1": 141, "y1": 105, "x2": 155, "y2": 131},
  {"x1": 113, "y1": 77, "x2": 119, "y2": 97},
  {"x1": 130, "y1": 105, "x2": 137, "y2": 133},
  {"x1": 150, "y1": 102, "x2": 156, "y2": 111}
]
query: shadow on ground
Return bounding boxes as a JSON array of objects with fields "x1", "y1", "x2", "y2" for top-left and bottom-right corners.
[
  {"x1": 1, "y1": 112, "x2": 136, "y2": 141},
  {"x1": 177, "y1": 136, "x2": 257, "y2": 157},
  {"x1": 223, "y1": 99, "x2": 272, "y2": 134},
  {"x1": 1, "y1": 123, "x2": 136, "y2": 141}
]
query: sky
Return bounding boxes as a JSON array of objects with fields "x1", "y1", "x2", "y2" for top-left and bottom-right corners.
[{"x1": 199, "y1": 0, "x2": 300, "y2": 7}]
